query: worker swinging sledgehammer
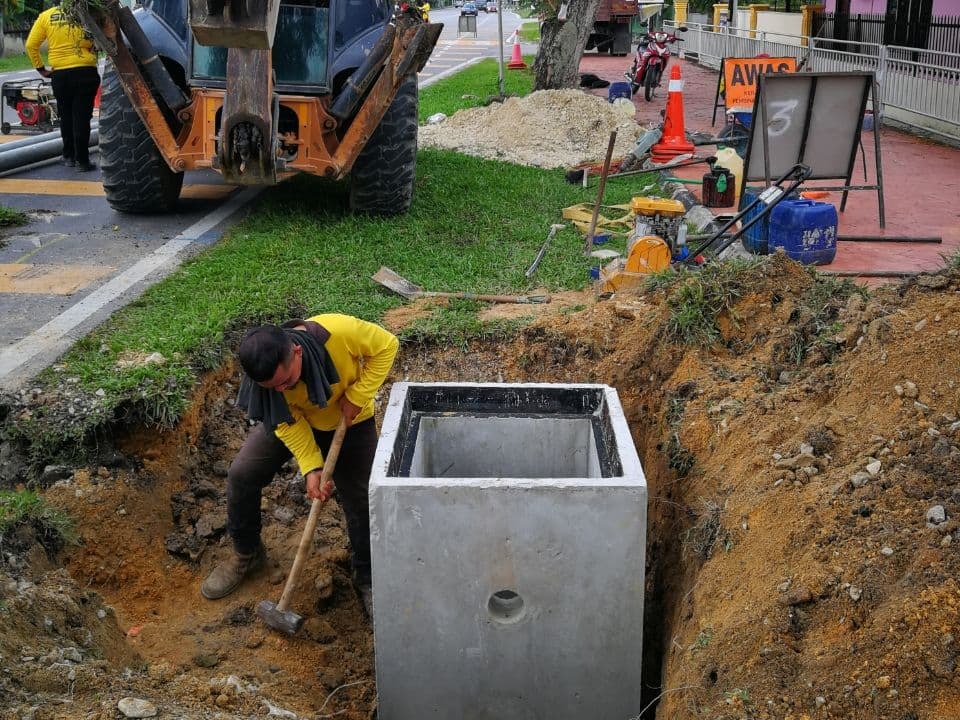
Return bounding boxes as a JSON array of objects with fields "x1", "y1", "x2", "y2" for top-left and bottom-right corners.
[{"x1": 201, "y1": 314, "x2": 399, "y2": 620}]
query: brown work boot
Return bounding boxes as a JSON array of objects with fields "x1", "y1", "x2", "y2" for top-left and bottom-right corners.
[{"x1": 200, "y1": 544, "x2": 266, "y2": 600}]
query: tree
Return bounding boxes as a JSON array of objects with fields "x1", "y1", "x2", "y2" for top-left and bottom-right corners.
[{"x1": 532, "y1": 0, "x2": 603, "y2": 90}]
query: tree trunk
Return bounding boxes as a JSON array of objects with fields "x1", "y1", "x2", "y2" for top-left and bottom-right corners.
[{"x1": 532, "y1": 0, "x2": 603, "y2": 90}]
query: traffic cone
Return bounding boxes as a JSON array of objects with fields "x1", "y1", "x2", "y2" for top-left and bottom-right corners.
[
  {"x1": 507, "y1": 27, "x2": 526, "y2": 70},
  {"x1": 651, "y1": 65, "x2": 694, "y2": 163}
]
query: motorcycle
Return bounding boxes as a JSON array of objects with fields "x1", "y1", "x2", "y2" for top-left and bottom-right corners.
[{"x1": 625, "y1": 27, "x2": 686, "y2": 102}]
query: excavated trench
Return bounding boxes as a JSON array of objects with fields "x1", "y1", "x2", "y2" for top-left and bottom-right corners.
[
  {"x1": 3, "y1": 317, "x2": 688, "y2": 719},
  {"x1": 9, "y1": 258, "x2": 960, "y2": 719}
]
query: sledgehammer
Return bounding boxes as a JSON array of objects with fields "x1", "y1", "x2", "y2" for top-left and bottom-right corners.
[{"x1": 256, "y1": 416, "x2": 348, "y2": 635}]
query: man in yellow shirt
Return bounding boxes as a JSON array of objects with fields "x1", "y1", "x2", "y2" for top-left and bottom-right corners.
[
  {"x1": 201, "y1": 314, "x2": 399, "y2": 617},
  {"x1": 26, "y1": 5, "x2": 100, "y2": 171}
]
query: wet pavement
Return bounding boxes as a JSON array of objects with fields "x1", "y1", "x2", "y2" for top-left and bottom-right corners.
[{"x1": 578, "y1": 53, "x2": 960, "y2": 276}]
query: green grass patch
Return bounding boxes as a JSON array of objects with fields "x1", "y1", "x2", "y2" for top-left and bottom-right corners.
[
  {"x1": 0, "y1": 490, "x2": 78, "y2": 555},
  {"x1": 9, "y1": 147, "x2": 639, "y2": 466},
  {"x1": 419, "y1": 57, "x2": 534, "y2": 122},
  {"x1": 519, "y1": 21, "x2": 540, "y2": 42},
  {"x1": 0, "y1": 205, "x2": 28, "y2": 227},
  {"x1": 659, "y1": 258, "x2": 765, "y2": 346},
  {"x1": 0, "y1": 54, "x2": 40, "y2": 73}
]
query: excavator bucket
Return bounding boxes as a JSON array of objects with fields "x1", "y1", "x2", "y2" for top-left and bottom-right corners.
[{"x1": 189, "y1": 0, "x2": 281, "y2": 49}]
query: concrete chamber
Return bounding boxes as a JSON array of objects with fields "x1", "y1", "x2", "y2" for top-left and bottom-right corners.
[{"x1": 369, "y1": 383, "x2": 647, "y2": 720}]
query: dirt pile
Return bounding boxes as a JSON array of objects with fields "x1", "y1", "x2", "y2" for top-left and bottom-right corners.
[
  {"x1": 3, "y1": 255, "x2": 960, "y2": 719},
  {"x1": 418, "y1": 88, "x2": 645, "y2": 168}
]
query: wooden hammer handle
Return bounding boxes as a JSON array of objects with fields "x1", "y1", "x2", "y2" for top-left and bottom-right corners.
[{"x1": 276, "y1": 416, "x2": 348, "y2": 613}]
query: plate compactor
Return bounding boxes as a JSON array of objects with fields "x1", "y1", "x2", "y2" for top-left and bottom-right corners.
[
  {"x1": 1, "y1": 80, "x2": 59, "y2": 135},
  {"x1": 598, "y1": 196, "x2": 688, "y2": 293}
]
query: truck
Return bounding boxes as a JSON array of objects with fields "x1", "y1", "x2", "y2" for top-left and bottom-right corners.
[
  {"x1": 73, "y1": 0, "x2": 442, "y2": 215},
  {"x1": 585, "y1": 0, "x2": 640, "y2": 56}
]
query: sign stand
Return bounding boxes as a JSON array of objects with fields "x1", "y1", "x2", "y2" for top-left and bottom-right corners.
[
  {"x1": 712, "y1": 58, "x2": 726, "y2": 127},
  {"x1": 743, "y1": 71, "x2": 885, "y2": 228}
]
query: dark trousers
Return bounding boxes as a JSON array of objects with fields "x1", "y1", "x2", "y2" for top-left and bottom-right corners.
[
  {"x1": 51, "y1": 66, "x2": 100, "y2": 165},
  {"x1": 226, "y1": 418, "x2": 377, "y2": 585}
]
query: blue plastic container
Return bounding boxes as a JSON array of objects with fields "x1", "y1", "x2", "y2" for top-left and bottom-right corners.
[
  {"x1": 608, "y1": 81, "x2": 632, "y2": 102},
  {"x1": 769, "y1": 199, "x2": 838, "y2": 265},
  {"x1": 733, "y1": 111, "x2": 753, "y2": 128},
  {"x1": 739, "y1": 188, "x2": 769, "y2": 255}
]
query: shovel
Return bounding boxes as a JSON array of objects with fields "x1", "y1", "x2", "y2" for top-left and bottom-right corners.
[{"x1": 372, "y1": 266, "x2": 550, "y2": 304}]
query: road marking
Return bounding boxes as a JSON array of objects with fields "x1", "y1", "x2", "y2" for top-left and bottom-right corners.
[
  {"x1": 0, "y1": 263, "x2": 115, "y2": 295},
  {"x1": 0, "y1": 178, "x2": 235, "y2": 199},
  {"x1": 0, "y1": 186, "x2": 261, "y2": 384}
]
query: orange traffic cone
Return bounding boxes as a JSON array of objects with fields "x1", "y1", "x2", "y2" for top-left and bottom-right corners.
[
  {"x1": 651, "y1": 65, "x2": 694, "y2": 163},
  {"x1": 507, "y1": 28, "x2": 526, "y2": 70}
]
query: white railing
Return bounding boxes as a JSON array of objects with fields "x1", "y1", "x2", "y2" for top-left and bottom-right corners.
[{"x1": 666, "y1": 20, "x2": 960, "y2": 143}]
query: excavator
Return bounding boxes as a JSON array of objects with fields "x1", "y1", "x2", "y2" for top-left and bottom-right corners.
[{"x1": 73, "y1": 0, "x2": 442, "y2": 215}]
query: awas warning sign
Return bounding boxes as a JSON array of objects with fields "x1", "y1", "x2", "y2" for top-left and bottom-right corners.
[{"x1": 722, "y1": 57, "x2": 797, "y2": 111}]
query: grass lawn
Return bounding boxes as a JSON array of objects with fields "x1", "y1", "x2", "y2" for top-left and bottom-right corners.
[
  {"x1": 418, "y1": 57, "x2": 534, "y2": 121},
  {"x1": 519, "y1": 21, "x2": 540, "y2": 42},
  {"x1": 9, "y1": 56, "x2": 665, "y2": 464},
  {"x1": 0, "y1": 54, "x2": 41, "y2": 72}
]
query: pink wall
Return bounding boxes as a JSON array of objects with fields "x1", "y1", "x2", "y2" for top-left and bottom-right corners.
[{"x1": 823, "y1": 0, "x2": 960, "y2": 13}]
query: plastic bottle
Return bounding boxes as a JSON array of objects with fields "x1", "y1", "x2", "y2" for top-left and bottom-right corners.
[{"x1": 714, "y1": 145, "x2": 744, "y2": 206}]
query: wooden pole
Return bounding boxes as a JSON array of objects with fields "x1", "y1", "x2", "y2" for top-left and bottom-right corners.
[{"x1": 583, "y1": 130, "x2": 618, "y2": 256}]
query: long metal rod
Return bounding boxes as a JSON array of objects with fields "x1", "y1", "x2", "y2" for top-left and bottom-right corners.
[
  {"x1": 838, "y1": 235, "x2": 941, "y2": 243},
  {"x1": 818, "y1": 270, "x2": 922, "y2": 278}
]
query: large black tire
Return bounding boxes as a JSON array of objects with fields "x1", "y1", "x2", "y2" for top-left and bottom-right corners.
[
  {"x1": 349, "y1": 75, "x2": 418, "y2": 217},
  {"x1": 644, "y1": 65, "x2": 661, "y2": 102},
  {"x1": 99, "y1": 65, "x2": 184, "y2": 214}
]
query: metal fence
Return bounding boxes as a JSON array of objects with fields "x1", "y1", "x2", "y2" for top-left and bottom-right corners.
[
  {"x1": 814, "y1": 11, "x2": 960, "y2": 62},
  {"x1": 667, "y1": 20, "x2": 960, "y2": 143}
]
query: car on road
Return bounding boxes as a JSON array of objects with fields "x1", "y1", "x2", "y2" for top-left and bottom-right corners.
[
  {"x1": 484, "y1": 1, "x2": 497, "y2": 11},
  {"x1": 461, "y1": 2, "x2": 478, "y2": 16}
]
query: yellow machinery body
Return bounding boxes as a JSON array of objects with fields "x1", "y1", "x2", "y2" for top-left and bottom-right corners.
[
  {"x1": 630, "y1": 196, "x2": 687, "y2": 218},
  {"x1": 598, "y1": 195, "x2": 684, "y2": 294}
]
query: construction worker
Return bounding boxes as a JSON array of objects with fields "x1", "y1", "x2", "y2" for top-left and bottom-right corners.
[
  {"x1": 26, "y1": 5, "x2": 100, "y2": 172},
  {"x1": 201, "y1": 314, "x2": 399, "y2": 618}
]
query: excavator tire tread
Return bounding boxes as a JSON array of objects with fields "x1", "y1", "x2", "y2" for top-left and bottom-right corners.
[
  {"x1": 99, "y1": 65, "x2": 184, "y2": 214},
  {"x1": 349, "y1": 74, "x2": 418, "y2": 217}
]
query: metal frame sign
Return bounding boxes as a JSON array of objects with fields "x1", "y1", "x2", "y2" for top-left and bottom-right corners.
[{"x1": 743, "y1": 71, "x2": 886, "y2": 227}]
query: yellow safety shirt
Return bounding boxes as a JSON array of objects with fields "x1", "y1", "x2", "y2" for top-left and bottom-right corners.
[
  {"x1": 26, "y1": 6, "x2": 98, "y2": 71},
  {"x1": 275, "y1": 313, "x2": 399, "y2": 475}
]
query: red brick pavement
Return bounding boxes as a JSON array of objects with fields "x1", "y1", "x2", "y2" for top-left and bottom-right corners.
[{"x1": 577, "y1": 54, "x2": 960, "y2": 275}]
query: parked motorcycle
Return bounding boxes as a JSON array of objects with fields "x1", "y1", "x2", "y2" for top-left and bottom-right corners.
[{"x1": 625, "y1": 27, "x2": 687, "y2": 102}]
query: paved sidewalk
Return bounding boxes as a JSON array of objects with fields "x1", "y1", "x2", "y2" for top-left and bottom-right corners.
[{"x1": 578, "y1": 54, "x2": 960, "y2": 276}]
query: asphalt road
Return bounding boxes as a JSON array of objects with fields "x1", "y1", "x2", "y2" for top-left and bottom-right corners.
[{"x1": 0, "y1": 10, "x2": 527, "y2": 391}]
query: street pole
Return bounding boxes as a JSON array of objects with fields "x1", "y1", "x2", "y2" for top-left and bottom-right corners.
[
  {"x1": 497, "y1": 5, "x2": 506, "y2": 97},
  {"x1": 728, "y1": 0, "x2": 738, "y2": 28}
]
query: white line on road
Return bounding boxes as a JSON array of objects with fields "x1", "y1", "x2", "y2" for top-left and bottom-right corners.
[{"x1": 0, "y1": 186, "x2": 261, "y2": 386}]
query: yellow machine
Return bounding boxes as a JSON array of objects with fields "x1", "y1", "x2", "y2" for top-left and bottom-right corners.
[{"x1": 599, "y1": 196, "x2": 688, "y2": 294}]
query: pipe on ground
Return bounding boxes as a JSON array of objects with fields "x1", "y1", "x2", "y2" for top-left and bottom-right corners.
[{"x1": 0, "y1": 123, "x2": 99, "y2": 173}]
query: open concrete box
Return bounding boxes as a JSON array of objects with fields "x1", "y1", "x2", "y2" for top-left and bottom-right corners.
[{"x1": 369, "y1": 382, "x2": 647, "y2": 719}]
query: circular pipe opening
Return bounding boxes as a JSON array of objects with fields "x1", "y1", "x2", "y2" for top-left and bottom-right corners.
[{"x1": 488, "y1": 589, "x2": 525, "y2": 624}]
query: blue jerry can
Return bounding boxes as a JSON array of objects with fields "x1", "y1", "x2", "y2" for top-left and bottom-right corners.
[{"x1": 768, "y1": 199, "x2": 838, "y2": 265}]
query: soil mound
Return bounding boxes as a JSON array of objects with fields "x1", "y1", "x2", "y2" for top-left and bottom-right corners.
[{"x1": 418, "y1": 88, "x2": 644, "y2": 168}]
